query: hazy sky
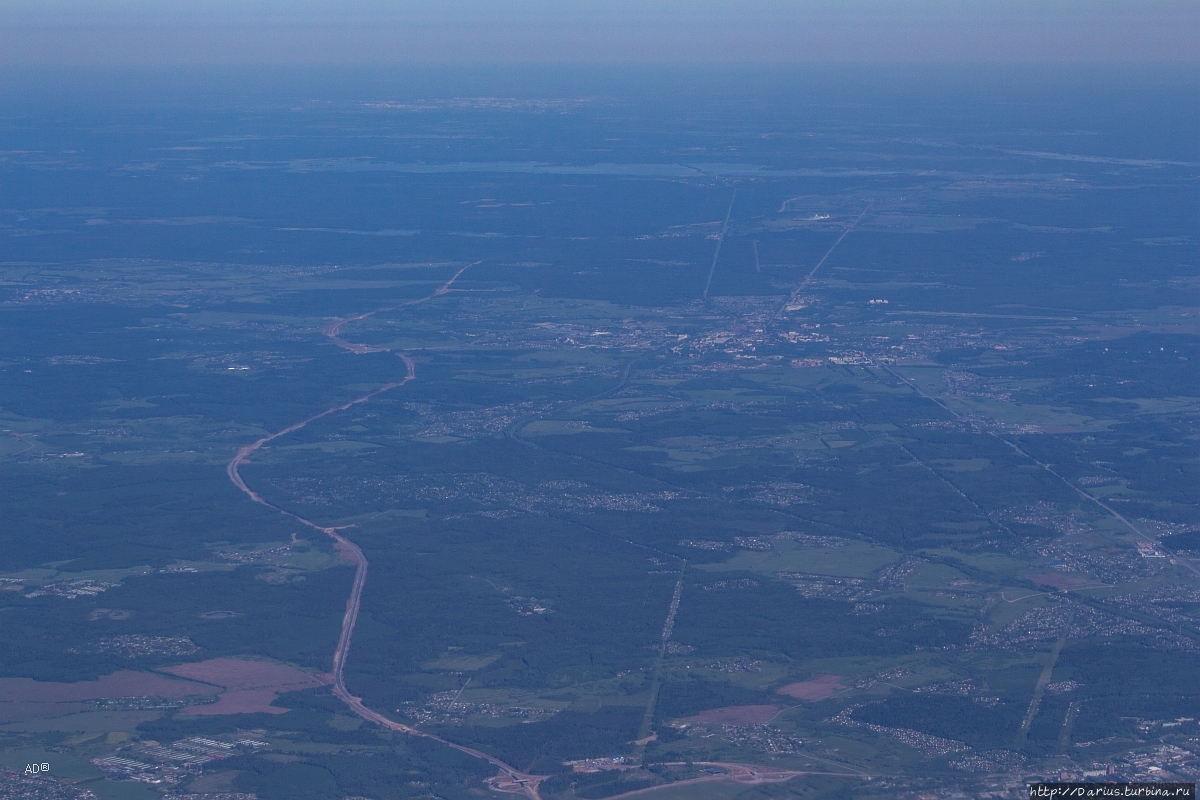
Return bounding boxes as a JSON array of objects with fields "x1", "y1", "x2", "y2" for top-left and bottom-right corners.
[{"x1": 2, "y1": 1, "x2": 1196, "y2": 65}]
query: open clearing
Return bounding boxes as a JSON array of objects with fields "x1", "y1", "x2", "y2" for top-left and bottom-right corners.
[
  {"x1": 776, "y1": 675, "x2": 845, "y2": 701},
  {"x1": 1028, "y1": 573, "x2": 1089, "y2": 589},
  {"x1": 682, "y1": 705, "x2": 782, "y2": 725},
  {"x1": 0, "y1": 671, "x2": 216, "y2": 724},
  {"x1": 162, "y1": 658, "x2": 330, "y2": 715}
]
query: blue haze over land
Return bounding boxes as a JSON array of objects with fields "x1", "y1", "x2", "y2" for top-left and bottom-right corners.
[{"x1": 0, "y1": 35, "x2": 1198, "y2": 800}]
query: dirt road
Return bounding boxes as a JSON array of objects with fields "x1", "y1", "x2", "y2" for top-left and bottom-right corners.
[{"x1": 604, "y1": 761, "x2": 864, "y2": 799}]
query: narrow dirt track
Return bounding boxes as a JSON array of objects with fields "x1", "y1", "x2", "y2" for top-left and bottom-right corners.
[{"x1": 604, "y1": 762, "x2": 865, "y2": 799}]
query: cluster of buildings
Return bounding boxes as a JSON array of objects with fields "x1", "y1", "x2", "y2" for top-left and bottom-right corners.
[
  {"x1": 24, "y1": 580, "x2": 117, "y2": 600},
  {"x1": 397, "y1": 691, "x2": 558, "y2": 726},
  {"x1": 91, "y1": 737, "x2": 266, "y2": 789}
]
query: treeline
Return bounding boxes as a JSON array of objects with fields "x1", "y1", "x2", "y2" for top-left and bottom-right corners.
[
  {"x1": 673, "y1": 581, "x2": 973, "y2": 661},
  {"x1": 434, "y1": 704, "x2": 643, "y2": 772},
  {"x1": 138, "y1": 688, "x2": 388, "y2": 746},
  {"x1": 1060, "y1": 643, "x2": 1200, "y2": 743},
  {"x1": 853, "y1": 694, "x2": 1024, "y2": 750},
  {"x1": 541, "y1": 768, "x2": 660, "y2": 799},
  {"x1": 227, "y1": 734, "x2": 494, "y2": 800},
  {"x1": 654, "y1": 674, "x2": 785, "y2": 723}
]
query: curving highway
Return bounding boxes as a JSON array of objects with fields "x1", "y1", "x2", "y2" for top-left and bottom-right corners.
[
  {"x1": 223, "y1": 266, "x2": 547, "y2": 798},
  {"x1": 222, "y1": 262, "x2": 836, "y2": 798}
]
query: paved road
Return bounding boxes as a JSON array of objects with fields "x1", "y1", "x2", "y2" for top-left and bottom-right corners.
[
  {"x1": 768, "y1": 204, "x2": 870, "y2": 327},
  {"x1": 225, "y1": 265, "x2": 547, "y2": 799},
  {"x1": 223, "y1": 259, "x2": 877, "y2": 799},
  {"x1": 701, "y1": 189, "x2": 737, "y2": 300},
  {"x1": 881, "y1": 364, "x2": 1196, "y2": 568}
]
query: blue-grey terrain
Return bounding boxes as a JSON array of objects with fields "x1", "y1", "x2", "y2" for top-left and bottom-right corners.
[{"x1": 0, "y1": 67, "x2": 1197, "y2": 799}]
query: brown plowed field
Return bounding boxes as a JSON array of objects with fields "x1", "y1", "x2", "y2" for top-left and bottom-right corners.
[
  {"x1": 162, "y1": 658, "x2": 330, "y2": 716},
  {"x1": 0, "y1": 671, "x2": 217, "y2": 723},
  {"x1": 682, "y1": 704, "x2": 781, "y2": 725},
  {"x1": 0, "y1": 671, "x2": 215, "y2": 703},
  {"x1": 776, "y1": 674, "x2": 844, "y2": 700}
]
